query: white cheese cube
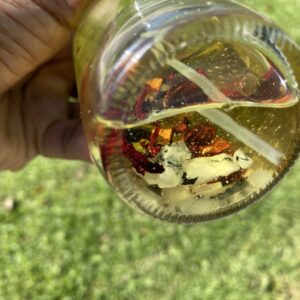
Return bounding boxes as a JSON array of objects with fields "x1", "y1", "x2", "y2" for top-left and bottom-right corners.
[
  {"x1": 144, "y1": 167, "x2": 182, "y2": 188},
  {"x1": 183, "y1": 153, "x2": 241, "y2": 184}
]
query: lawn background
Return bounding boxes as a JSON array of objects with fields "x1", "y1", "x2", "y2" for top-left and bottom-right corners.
[{"x1": 1, "y1": 0, "x2": 300, "y2": 299}]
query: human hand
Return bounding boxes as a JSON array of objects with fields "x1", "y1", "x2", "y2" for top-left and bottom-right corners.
[{"x1": 0, "y1": 0, "x2": 90, "y2": 171}]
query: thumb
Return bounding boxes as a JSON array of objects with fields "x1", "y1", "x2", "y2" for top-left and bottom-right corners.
[
  {"x1": 41, "y1": 120, "x2": 91, "y2": 162},
  {"x1": 0, "y1": 0, "x2": 88, "y2": 94}
]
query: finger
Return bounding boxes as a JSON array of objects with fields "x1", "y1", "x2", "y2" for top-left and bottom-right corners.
[
  {"x1": 0, "y1": 0, "x2": 87, "y2": 94},
  {"x1": 40, "y1": 119, "x2": 91, "y2": 162},
  {"x1": 23, "y1": 57, "x2": 90, "y2": 162},
  {"x1": 22, "y1": 58, "x2": 82, "y2": 161}
]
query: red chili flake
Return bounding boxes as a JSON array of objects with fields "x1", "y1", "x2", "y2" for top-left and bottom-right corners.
[
  {"x1": 173, "y1": 120, "x2": 189, "y2": 133},
  {"x1": 185, "y1": 123, "x2": 217, "y2": 150},
  {"x1": 148, "y1": 126, "x2": 173, "y2": 156},
  {"x1": 148, "y1": 144, "x2": 162, "y2": 157},
  {"x1": 252, "y1": 64, "x2": 287, "y2": 102},
  {"x1": 150, "y1": 127, "x2": 160, "y2": 144},
  {"x1": 135, "y1": 86, "x2": 151, "y2": 120},
  {"x1": 170, "y1": 117, "x2": 190, "y2": 142},
  {"x1": 135, "y1": 68, "x2": 212, "y2": 119},
  {"x1": 219, "y1": 169, "x2": 246, "y2": 186},
  {"x1": 200, "y1": 138, "x2": 231, "y2": 156},
  {"x1": 135, "y1": 78, "x2": 163, "y2": 119},
  {"x1": 122, "y1": 140, "x2": 164, "y2": 175}
]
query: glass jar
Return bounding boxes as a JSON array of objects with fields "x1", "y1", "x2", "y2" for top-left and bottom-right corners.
[{"x1": 74, "y1": 0, "x2": 300, "y2": 223}]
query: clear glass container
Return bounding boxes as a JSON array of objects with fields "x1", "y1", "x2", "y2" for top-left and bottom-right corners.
[{"x1": 74, "y1": 0, "x2": 300, "y2": 223}]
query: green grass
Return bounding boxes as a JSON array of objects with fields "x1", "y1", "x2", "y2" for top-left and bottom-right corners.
[
  {"x1": 1, "y1": 158, "x2": 300, "y2": 299},
  {"x1": 1, "y1": 0, "x2": 300, "y2": 299}
]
